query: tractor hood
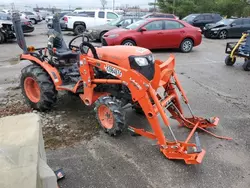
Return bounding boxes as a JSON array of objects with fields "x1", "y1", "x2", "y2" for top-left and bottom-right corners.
[{"x1": 89, "y1": 46, "x2": 152, "y2": 69}]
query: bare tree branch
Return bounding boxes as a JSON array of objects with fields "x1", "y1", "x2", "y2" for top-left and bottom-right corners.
[{"x1": 100, "y1": 0, "x2": 107, "y2": 10}]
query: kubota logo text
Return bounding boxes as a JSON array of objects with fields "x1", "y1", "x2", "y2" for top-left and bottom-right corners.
[{"x1": 105, "y1": 65, "x2": 122, "y2": 77}]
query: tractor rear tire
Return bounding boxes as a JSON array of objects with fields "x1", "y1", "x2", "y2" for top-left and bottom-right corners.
[
  {"x1": 21, "y1": 64, "x2": 57, "y2": 111},
  {"x1": 95, "y1": 96, "x2": 126, "y2": 136},
  {"x1": 243, "y1": 59, "x2": 250, "y2": 71},
  {"x1": 225, "y1": 55, "x2": 236, "y2": 66}
]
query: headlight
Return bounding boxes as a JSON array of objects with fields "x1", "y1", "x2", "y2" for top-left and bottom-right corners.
[
  {"x1": 108, "y1": 34, "x2": 119, "y2": 38},
  {"x1": 134, "y1": 57, "x2": 149, "y2": 66},
  {"x1": 211, "y1": 28, "x2": 220, "y2": 31},
  {"x1": 129, "y1": 54, "x2": 155, "y2": 80}
]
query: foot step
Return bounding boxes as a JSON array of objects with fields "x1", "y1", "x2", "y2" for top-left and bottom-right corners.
[
  {"x1": 59, "y1": 84, "x2": 75, "y2": 90},
  {"x1": 67, "y1": 72, "x2": 80, "y2": 76},
  {"x1": 128, "y1": 127, "x2": 141, "y2": 137}
]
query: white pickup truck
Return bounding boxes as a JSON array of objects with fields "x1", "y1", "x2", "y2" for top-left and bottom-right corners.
[{"x1": 64, "y1": 9, "x2": 119, "y2": 35}]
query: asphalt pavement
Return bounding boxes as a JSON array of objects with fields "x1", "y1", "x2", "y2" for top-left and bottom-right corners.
[{"x1": 0, "y1": 22, "x2": 249, "y2": 188}]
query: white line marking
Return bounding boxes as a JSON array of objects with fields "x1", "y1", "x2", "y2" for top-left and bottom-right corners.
[{"x1": 176, "y1": 61, "x2": 221, "y2": 66}]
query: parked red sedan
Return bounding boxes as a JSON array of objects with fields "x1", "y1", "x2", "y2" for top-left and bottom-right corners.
[{"x1": 102, "y1": 18, "x2": 202, "y2": 53}]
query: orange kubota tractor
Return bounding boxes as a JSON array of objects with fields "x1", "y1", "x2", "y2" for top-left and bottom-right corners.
[{"x1": 13, "y1": 13, "x2": 230, "y2": 164}]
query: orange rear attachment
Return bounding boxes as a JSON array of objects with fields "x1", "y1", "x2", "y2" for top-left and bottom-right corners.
[{"x1": 24, "y1": 77, "x2": 40, "y2": 103}]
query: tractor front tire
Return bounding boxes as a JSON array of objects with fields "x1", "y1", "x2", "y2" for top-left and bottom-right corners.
[
  {"x1": 225, "y1": 55, "x2": 236, "y2": 66},
  {"x1": 95, "y1": 96, "x2": 126, "y2": 136},
  {"x1": 21, "y1": 64, "x2": 57, "y2": 111}
]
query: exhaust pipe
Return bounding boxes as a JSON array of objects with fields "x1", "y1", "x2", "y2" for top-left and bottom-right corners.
[{"x1": 12, "y1": 12, "x2": 28, "y2": 54}]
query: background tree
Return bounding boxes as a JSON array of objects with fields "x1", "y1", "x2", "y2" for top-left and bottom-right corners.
[
  {"x1": 75, "y1": 7, "x2": 82, "y2": 10},
  {"x1": 100, "y1": 0, "x2": 107, "y2": 10},
  {"x1": 149, "y1": 1, "x2": 158, "y2": 12},
  {"x1": 157, "y1": 0, "x2": 250, "y2": 18}
]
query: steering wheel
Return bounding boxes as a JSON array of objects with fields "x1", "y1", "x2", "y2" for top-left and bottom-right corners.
[
  {"x1": 68, "y1": 35, "x2": 90, "y2": 51},
  {"x1": 68, "y1": 34, "x2": 99, "y2": 59},
  {"x1": 79, "y1": 41, "x2": 99, "y2": 59}
]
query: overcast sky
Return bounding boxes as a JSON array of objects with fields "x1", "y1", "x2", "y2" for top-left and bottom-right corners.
[{"x1": 2, "y1": 0, "x2": 153, "y2": 9}]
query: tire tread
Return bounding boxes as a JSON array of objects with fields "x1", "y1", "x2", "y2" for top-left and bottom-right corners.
[
  {"x1": 95, "y1": 96, "x2": 126, "y2": 136},
  {"x1": 21, "y1": 64, "x2": 57, "y2": 111}
]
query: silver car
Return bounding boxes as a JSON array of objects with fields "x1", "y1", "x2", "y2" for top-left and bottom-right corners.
[
  {"x1": 85, "y1": 17, "x2": 141, "y2": 41},
  {"x1": 22, "y1": 11, "x2": 41, "y2": 24}
]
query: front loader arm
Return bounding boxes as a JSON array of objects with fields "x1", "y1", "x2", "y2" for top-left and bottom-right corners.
[
  {"x1": 78, "y1": 55, "x2": 150, "y2": 105},
  {"x1": 79, "y1": 54, "x2": 224, "y2": 164}
]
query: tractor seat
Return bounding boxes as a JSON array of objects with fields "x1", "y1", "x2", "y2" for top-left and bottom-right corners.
[
  {"x1": 47, "y1": 29, "x2": 79, "y2": 60},
  {"x1": 54, "y1": 49, "x2": 79, "y2": 60}
]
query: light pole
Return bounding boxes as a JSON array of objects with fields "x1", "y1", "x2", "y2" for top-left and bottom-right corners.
[
  {"x1": 173, "y1": 0, "x2": 175, "y2": 14},
  {"x1": 154, "y1": 0, "x2": 156, "y2": 12},
  {"x1": 112, "y1": 0, "x2": 115, "y2": 11}
]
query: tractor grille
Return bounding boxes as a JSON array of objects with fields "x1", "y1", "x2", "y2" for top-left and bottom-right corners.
[{"x1": 129, "y1": 55, "x2": 155, "y2": 81}]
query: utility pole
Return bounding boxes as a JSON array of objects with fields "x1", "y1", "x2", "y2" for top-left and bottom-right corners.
[
  {"x1": 154, "y1": 0, "x2": 156, "y2": 12},
  {"x1": 173, "y1": 0, "x2": 175, "y2": 14},
  {"x1": 11, "y1": 3, "x2": 15, "y2": 11},
  {"x1": 112, "y1": 0, "x2": 115, "y2": 11}
]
